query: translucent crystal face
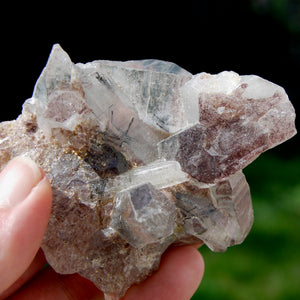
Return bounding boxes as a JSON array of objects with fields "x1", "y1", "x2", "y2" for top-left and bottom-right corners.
[
  {"x1": 0, "y1": 44, "x2": 296, "y2": 299},
  {"x1": 110, "y1": 183, "x2": 177, "y2": 248}
]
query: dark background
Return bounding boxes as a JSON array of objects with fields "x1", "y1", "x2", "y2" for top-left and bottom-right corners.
[
  {"x1": 1, "y1": 1, "x2": 299, "y2": 299},
  {"x1": 1, "y1": 0, "x2": 298, "y2": 156}
]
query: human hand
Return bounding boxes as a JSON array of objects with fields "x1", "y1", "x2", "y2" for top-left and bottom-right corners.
[{"x1": 0, "y1": 157, "x2": 204, "y2": 300}]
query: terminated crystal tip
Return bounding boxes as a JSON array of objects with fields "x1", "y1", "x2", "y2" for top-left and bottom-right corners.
[{"x1": 0, "y1": 44, "x2": 296, "y2": 298}]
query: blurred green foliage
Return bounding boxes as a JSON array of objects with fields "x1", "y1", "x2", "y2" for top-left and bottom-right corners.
[{"x1": 192, "y1": 154, "x2": 300, "y2": 300}]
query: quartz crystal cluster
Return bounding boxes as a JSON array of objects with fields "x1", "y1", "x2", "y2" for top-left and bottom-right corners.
[{"x1": 0, "y1": 44, "x2": 296, "y2": 299}]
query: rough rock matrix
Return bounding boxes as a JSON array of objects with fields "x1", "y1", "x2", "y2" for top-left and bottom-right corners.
[{"x1": 0, "y1": 44, "x2": 296, "y2": 299}]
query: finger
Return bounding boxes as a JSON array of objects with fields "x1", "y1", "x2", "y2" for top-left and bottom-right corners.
[
  {"x1": 8, "y1": 267, "x2": 104, "y2": 300},
  {"x1": 192, "y1": 242, "x2": 204, "y2": 248},
  {"x1": 123, "y1": 245, "x2": 204, "y2": 300},
  {"x1": 0, "y1": 249, "x2": 47, "y2": 299},
  {"x1": 0, "y1": 157, "x2": 52, "y2": 295}
]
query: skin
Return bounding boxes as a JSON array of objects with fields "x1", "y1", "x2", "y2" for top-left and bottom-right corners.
[{"x1": 0, "y1": 157, "x2": 204, "y2": 300}]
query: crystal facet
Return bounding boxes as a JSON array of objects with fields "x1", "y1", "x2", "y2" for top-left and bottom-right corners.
[{"x1": 0, "y1": 44, "x2": 296, "y2": 299}]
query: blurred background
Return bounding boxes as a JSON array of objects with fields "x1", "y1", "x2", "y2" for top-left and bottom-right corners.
[{"x1": 1, "y1": 0, "x2": 299, "y2": 299}]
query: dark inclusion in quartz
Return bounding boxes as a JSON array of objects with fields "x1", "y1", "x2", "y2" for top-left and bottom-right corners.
[{"x1": 0, "y1": 44, "x2": 296, "y2": 299}]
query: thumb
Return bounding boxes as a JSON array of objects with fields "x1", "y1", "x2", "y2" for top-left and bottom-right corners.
[{"x1": 0, "y1": 156, "x2": 52, "y2": 294}]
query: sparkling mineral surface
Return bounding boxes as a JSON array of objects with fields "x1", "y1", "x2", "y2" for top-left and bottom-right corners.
[{"x1": 0, "y1": 44, "x2": 296, "y2": 299}]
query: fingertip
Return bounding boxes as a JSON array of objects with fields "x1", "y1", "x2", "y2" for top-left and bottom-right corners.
[
  {"x1": 124, "y1": 245, "x2": 205, "y2": 300},
  {"x1": 0, "y1": 160, "x2": 52, "y2": 294},
  {"x1": 23, "y1": 174, "x2": 53, "y2": 220},
  {"x1": 0, "y1": 156, "x2": 43, "y2": 208},
  {"x1": 163, "y1": 245, "x2": 205, "y2": 295},
  {"x1": 10, "y1": 175, "x2": 52, "y2": 266}
]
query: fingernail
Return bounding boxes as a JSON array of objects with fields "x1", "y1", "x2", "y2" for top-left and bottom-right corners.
[{"x1": 0, "y1": 156, "x2": 43, "y2": 208}]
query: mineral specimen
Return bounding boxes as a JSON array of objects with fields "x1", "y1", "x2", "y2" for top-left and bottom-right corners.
[{"x1": 0, "y1": 44, "x2": 296, "y2": 299}]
